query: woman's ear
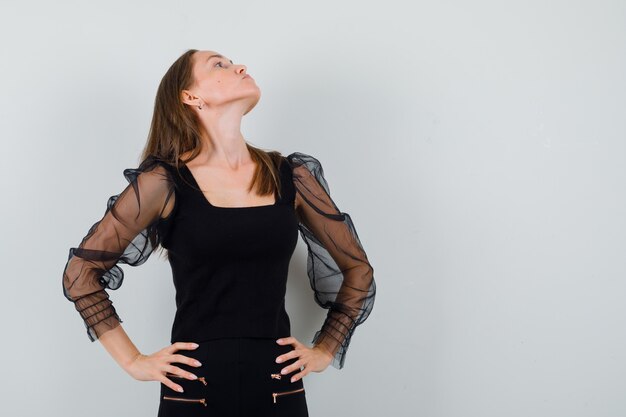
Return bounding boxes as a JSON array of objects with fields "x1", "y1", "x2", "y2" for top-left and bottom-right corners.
[{"x1": 180, "y1": 89, "x2": 201, "y2": 108}]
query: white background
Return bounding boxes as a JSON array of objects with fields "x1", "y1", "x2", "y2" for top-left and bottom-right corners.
[{"x1": 1, "y1": 1, "x2": 625, "y2": 416}]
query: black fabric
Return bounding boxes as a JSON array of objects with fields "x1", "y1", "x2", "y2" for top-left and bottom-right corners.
[
  {"x1": 157, "y1": 337, "x2": 309, "y2": 417},
  {"x1": 62, "y1": 151, "x2": 376, "y2": 370}
]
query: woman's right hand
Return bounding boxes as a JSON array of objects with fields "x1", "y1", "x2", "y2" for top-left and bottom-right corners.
[{"x1": 125, "y1": 342, "x2": 202, "y2": 393}]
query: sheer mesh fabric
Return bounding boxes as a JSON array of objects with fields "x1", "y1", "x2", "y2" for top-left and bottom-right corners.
[
  {"x1": 286, "y1": 152, "x2": 376, "y2": 370},
  {"x1": 62, "y1": 151, "x2": 376, "y2": 371},
  {"x1": 62, "y1": 156, "x2": 176, "y2": 342}
]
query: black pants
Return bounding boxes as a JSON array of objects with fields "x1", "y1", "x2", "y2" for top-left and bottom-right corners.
[{"x1": 157, "y1": 337, "x2": 309, "y2": 417}]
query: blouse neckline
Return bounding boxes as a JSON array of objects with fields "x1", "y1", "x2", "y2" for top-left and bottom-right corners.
[{"x1": 178, "y1": 162, "x2": 279, "y2": 210}]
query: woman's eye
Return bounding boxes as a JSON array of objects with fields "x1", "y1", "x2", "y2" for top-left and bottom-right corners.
[{"x1": 215, "y1": 61, "x2": 224, "y2": 68}]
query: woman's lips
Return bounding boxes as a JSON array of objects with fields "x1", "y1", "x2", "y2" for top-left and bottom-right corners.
[{"x1": 243, "y1": 74, "x2": 252, "y2": 79}]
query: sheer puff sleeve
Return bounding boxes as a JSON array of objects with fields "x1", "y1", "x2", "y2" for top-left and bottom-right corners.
[
  {"x1": 62, "y1": 156, "x2": 175, "y2": 342},
  {"x1": 286, "y1": 151, "x2": 376, "y2": 370}
]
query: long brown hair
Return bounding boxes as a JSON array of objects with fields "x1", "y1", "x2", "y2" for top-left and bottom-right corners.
[{"x1": 140, "y1": 49, "x2": 284, "y2": 258}]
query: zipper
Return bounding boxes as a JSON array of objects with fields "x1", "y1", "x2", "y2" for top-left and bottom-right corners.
[
  {"x1": 165, "y1": 372, "x2": 207, "y2": 386},
  {"x1": 162, "y1": 395, "x2": 207, "y2": 407},
  {"x1": 272, "y1": 387, "x2": 305, "y2": 404},
  {"x1": 270, "y1": 373, "x2": 282, "y2": 380}
]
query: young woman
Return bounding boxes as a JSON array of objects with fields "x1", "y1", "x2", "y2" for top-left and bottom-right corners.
[{"x1": 62, "y1": 49, "x2": 376, "y2": 417}]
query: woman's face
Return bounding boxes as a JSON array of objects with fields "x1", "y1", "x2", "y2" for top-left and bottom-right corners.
[{"x1": 183, "y1": 50, "x2": 260, "y2": 115}]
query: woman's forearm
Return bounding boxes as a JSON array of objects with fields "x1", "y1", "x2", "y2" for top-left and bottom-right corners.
[{"x1": 98, "y1": 324, "x2": 142, "y2": 373}]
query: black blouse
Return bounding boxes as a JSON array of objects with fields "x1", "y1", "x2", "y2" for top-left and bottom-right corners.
[{"x1": 62, "y1": 151, "x2": 376, "y2": 370}]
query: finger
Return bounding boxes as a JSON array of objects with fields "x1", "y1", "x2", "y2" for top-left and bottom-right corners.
[
  {"x1": 165, "y1": 365, "x2": 198, "y2": 380},
  {"x1": 168, "y1": 342, "x2": 198, "y2": 353},
  {"x1": 281, "y1": 336, "x2": 303, "y2": 349},
  {"x1": 290, "y1": 368, "x2": 308, "y2": 383},
  {"x1": 159, "y1": 375, "x2": 184, "y2": 393},
  {"x1": 172, "y1": 353, "x2": 202, "y2": 367},
  {"x1": 276, "y1": 336, "x2": 295, "y2": 345},
  {"x1": 281, "y1": 359, "x2": 304, "y2": 376},
  {"x1": 275, "y1": 349, "x2": 299, "y2": 364},
  {"x1": 290, "y1": 337, "x2": 302, "y2": 348}
]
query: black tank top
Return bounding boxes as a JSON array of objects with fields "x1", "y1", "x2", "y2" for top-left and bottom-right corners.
[{"x1": 156, "y1": 157, "x2": 300, "y2": 343}]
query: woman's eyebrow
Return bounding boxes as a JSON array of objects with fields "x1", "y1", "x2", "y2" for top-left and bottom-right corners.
[{"x1": 207, "y1": 54, "x2": 233, "y2": 64}]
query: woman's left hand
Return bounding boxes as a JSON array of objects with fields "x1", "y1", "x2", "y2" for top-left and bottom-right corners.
[{"x1": 275, "y1": 336, "x2": 333, "y2": 382}]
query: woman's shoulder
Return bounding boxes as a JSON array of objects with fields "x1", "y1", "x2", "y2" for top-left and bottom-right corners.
[
  {"x1": 131, "y1": 155, "x2": 183, "y2": 190},
  {"x1": 140, "y1": 154, "x2": 185, "y2": 172},
  {"x1": 284, "y1": 150, "x2": 321, "y2": 166},
  {"x1": 284, "y1": 151, "x2": 325, "y2": 177}
]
